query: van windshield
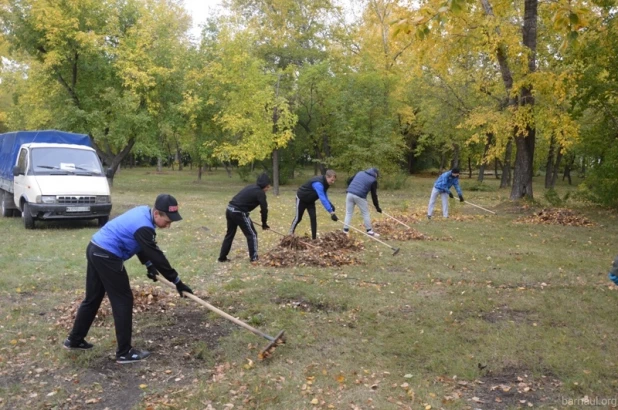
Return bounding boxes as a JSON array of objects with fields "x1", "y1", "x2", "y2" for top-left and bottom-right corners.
[{"x1": 31, "y1": 147, "x2": 103, "y2": 175}]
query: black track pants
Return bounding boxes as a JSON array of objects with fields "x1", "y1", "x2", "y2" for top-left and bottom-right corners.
[
  {"x1": 289, "y1": 196, "x2": 317, "y2": 239},
  {"x1": 69, "y1": 242, "x2": 134, "y2": 356},
  {"x1": 219, "y1": 208, "x2": 259, "y2": 261}
]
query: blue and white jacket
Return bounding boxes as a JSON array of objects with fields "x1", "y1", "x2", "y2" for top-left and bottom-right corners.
[{"x1": 434, "y1": 170, "x2": 463, "y2": 196}]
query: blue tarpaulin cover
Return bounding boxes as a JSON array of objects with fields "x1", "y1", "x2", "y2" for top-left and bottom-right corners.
[{"x1": 0, "y1": 130, "x2": 91, "y2": 183}]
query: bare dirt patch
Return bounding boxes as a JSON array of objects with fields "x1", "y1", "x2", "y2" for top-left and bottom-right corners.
[
  {"x1": 445, "y1": 368, "x2": 562, "y2": 409},
  {"x1": 439, "y1": 367, "x2": 562, "y2": 408},
  {"x1": 0, "y1": 289, "x2": 235, "y2": 410},
  {"x1": 260, "y1": 231, "x2": 364, "y2": 267},
  {"x1": 481, "y1": 305, "x2": 537, "y2": 325}
]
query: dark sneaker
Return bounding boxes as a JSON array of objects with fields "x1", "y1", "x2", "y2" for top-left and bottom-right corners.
[
  {"x1": 427, "y1": 215, "x2": 432, "y2": 220},
  {"x1": 63, "y1": 338, "x2": 94, "y2": 350},
  {"x1": 116, "y1": 348, "x2": 150, "y2": 364},
  {"x1": 218, "y1": 257, "x2": 231, "y2": 263}
]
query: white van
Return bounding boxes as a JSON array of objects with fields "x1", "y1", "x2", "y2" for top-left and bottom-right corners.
[{"x1": 1, "y1": 137, "x2": 112, "y2": 229}]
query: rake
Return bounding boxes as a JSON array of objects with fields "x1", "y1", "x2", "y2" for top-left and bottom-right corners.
[
  {"x1": 337, "y1": 220, "x2": 400, "y2": 256},
  {"x1": 382, "y1": 211, "x2": 413, "y2": 230},
  {"x1": 156, "y1": 275, "x2": 286, "y2": 360},
  {"x1": 464, "y1": 201, "x2": 497, "y2": 215}
]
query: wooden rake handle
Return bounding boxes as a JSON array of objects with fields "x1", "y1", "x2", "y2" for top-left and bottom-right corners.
[
  {"x1": 156, "y1": 275, "x2": 277, "y2": 342},
  {"x1": 336, "y1": 220, "x2": 400, "y2": 255},
  {"x1": 382, "y1": 211, "x2": 413, "y2": 229}
]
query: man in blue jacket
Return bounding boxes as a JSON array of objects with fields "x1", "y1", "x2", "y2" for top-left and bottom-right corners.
[
  {"x1": 218, "y1": 173, "x2": 271, "y2": 263},
  {"x1": 427, "y1": 167, "x2": 464, "y2": 219},
  {"x1": 289, "y1": 170, "x2": 338, "y2": 240},
  {"x1": 64, "y1": 194, "x2": 193, "y2": 364},
  {"x1": 343, "y1": 168, "x2": 381, "y2": 236}
]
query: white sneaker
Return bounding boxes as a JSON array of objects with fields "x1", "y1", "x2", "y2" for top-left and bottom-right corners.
[
  {"x1": 367, "y1": 230, "x2": 380, "y2": 237},
  {"x1": 342, "y1": 230, "x2": 349, "y2": 236}
]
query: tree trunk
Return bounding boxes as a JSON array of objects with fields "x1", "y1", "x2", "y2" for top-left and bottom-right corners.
[
  {"x1": 563, "y1": 154, "x2": 574, "y2": 184},
  {"x1": 272, "y1": 149, "x2": 280, "y2": 196},
  {"x1": 545, "y1": 135, "x2": 556, "y2": 188},
  {"x1": 509, "y1": 0, "x2": 538, "y2": 200},
  {"x1": 549, "y1": 147, "x2": 563, "y2": 188},
  {"x1": 175, "y1": 140, "x2": 183, "y2": 171},
  {"x1": 451, "y1": 144, "x2": 460, "y2": 169},
  {"x1": 91, "y1": 135, "x2": 136, "y2": 187},
  {"x1": 478, "y1": 133, "x2": 493, "y2": 183},
  {"x1": 467, "y1": 156, "x2": 472, "y2": 178},
  {"x1": 580, "y1": 157, "x2": 586, "y2": 177},
  {"x1": 223, "y1": 161, "x2": 232, "y2": 178},
  {"x1": 510, "y1": 127, "x2": 536, "y2": 199},
  {"x1": 500, "y1": 138, "x2": 513, "y2": 188},
  {"x1": 320, "y1": 131, "x2": 331, "y2": 175}
]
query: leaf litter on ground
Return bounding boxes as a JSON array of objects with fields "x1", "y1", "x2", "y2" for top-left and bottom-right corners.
[
  {"x1": 54, "y1": 285, "x2": 173, "y2": 329},
  {"x1": 372, "y1": 213, "x2": 430, "y2": 240},
  {"x1": 515, "y1": 208, "x2": 595, "y2": 226},
  {"x1": 260, "y1": 231, "x2": 364, "y2": 267}
]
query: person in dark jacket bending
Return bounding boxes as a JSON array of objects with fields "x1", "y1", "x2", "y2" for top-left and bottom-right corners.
[
  {"x1": 218, "y1": 173, "x2": 271, "y2": 263},
  {"x1": 343, "y1": 168, "x2": 381, "y2": 236},
  {"x1": 63, "y1": 194, "x2": 193, "y2": 364},
  {"x1": 289, "y1": 169, "x2": 338, "y2": 240}
]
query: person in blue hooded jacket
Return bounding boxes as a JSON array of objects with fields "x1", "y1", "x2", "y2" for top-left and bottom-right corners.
[
  {"x1": 63, "y1": 194, "x2": 193, "y2": 364},
  {"x1": 289, "y1": 170, "x2": 338, "y2": 240},
  {"x1": 608, "y1": 256, "x2": 618, "y2": 286},
  {"x1": 427, "y1": 167, "x2": 464, "y2": 219},
  {"x1": 343, "y1": 168, "x2": 381, "y2": 236}
]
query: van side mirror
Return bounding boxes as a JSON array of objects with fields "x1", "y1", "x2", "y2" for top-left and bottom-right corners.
[
  {"x1": 12, "y1": 166, "x2": 23, "y2": 176},
  {"x1": 105, "y1": 168, "x2": 114, "y2": 178}
]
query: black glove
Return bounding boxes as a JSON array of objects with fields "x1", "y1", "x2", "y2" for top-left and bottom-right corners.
[
  {"x1": 262, "y1": 223, "x2": 270, "y2": 230},
  {"x1": 330, "y1": 203, "x2": 335, "y2": 212},
  {"x1": 459, "y1": 195, "x2": 464, "y2": 202},
  {"x1": 376, "y1": 206, "x2": 382, "y2": 213},
  {"x1": 175, "y1": 280, "x2": 193, "y2": 297},
  {"x1": 448, "y1": 191, "x2": 454, "y2": 199},
  {"x1": 146, "y1": 266, "x2": 158, "y2": 282},
  {"x1": 331, "y1": 213, "x2": 339, "y2": 221}
]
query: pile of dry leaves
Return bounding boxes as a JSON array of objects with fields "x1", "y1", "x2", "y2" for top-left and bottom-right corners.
[
  {"x1": 54, "y1": 286, "x2": 172, "y2": 328},
  {"x1": 261, "y1": 231, "x2": 364, "y2": 267},
  {"x1": 372, "y1": 213, "x2": 429, "y2": 240},
  {"x1": 515, "y1": 208, "x2": 595, "y2": 227}
]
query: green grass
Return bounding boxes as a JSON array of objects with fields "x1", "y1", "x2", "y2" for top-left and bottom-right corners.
[{"x1": 0, "y1": 167, "x2": 617, "y2": 409}]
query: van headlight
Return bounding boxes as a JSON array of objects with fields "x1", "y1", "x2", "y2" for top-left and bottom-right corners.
[
  {"x1": 95, "y1": 195, "x2": 110, "y2": 204},
  {"x1": 39, "y1": 195, "x2": 57, "y2": 204}
]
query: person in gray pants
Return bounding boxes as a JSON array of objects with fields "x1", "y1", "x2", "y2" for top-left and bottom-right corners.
[
  {"x1": 343, "y1": 168, "x2": 381, "y2": 236},
  {"x1": 427, "y1": 167, "x2": 463, "y2": 219}
]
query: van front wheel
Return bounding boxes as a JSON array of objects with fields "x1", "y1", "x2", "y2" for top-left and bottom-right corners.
[{"x1": 23, "y1": 203, "x2": 35, "y2": 229}]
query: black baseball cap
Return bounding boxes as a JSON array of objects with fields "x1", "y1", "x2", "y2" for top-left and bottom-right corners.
[{"x1": 154, "y1": 194, "x2": 182, "y2": 221}]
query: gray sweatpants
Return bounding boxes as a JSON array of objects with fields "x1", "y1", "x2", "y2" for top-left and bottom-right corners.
[
  {"x1": 344, "y1": 193, "x2": 372, "y2": 231},
  {"x1": 428, "y1": 187, "x2": 449, "y2": 217}
]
